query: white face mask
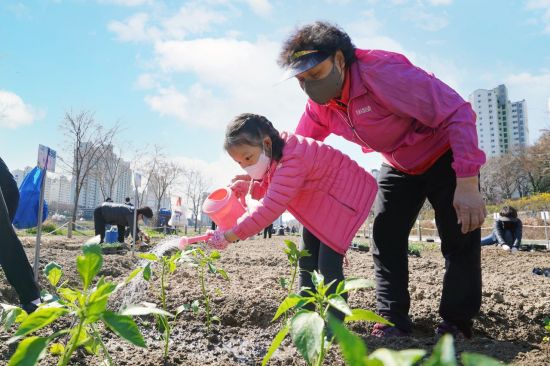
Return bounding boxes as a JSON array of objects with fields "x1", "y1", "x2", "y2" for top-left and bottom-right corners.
[{"x1": 244, "y1": 150, "x2": 271, "y2": 179}]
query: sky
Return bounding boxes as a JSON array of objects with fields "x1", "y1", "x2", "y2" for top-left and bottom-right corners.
[{"x1": 1, "y1": 0, "x2": 550, "y2": 188}]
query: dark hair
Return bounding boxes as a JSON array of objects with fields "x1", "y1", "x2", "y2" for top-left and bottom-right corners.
[
  {"x1": 105, "y1": 197, "x2": 112, "y2": 202},
  {"x1": 500, "y1": 206, "x2": 517, "y2": 219},
  {"x1": 278, "y1": 21, "x2": 356, "y2": 69},
  {"x1": 224, "y1": 113, "x2": 285, "y2": 161},
  {"x1": 125, "y1": 197, "x2": 130, "y2": 202},
  {"x1": 137, "y1": 206, "x2": 153, "y2": 219}
]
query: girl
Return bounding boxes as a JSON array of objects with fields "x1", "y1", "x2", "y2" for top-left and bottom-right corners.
[{"x1": 207, "y1": 113, "x2": 377, "y2": 314}]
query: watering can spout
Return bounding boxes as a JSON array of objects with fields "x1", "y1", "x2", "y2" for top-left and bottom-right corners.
[{"x1": 178, "y1": 233, "x2": 212, "y2": 249}]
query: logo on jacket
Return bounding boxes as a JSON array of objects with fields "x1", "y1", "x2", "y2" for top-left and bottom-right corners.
[{"x1": 355, "y1": 106, "x2": 372, "y2": 115}]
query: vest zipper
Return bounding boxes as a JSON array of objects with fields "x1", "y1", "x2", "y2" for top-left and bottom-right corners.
[{"x1": 334, "y1": 100, "x2": 373, "y2": 151}]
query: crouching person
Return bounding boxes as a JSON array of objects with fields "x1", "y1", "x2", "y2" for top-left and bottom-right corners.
[{"x1": 94, "y1": 202, "x2": 152, "y2": 247}]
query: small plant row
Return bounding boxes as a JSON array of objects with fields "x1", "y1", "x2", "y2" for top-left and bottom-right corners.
[{"x1": 0, "y1": 243, "x2": 229, "y2": 366}]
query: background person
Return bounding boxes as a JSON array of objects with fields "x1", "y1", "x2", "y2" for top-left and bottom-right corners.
[
  {"x1": 278, "y1": 21, "x2": 486, "y2": 339},
  {"x1": 94, "y1": 202, "x2": 152, "y2": 246},
  {"x1": 481, "y1": 206, "x2": 522, "y2": 253},
  {"x1": 0, "y1": 157, "x2": 41, "y2": 313},
  {"x1": 263, "y1": 223, "x2": 273, "y2": 239}
]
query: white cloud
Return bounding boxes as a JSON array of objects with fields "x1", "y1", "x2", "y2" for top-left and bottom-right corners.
[
  {"x1": 526, "y1": 0, "x2": 550, "y2": 32},
  {"x1": 134, "y1": 73, "x2": 159, "y2": 89},
  {"x1": 108, "y1": 3, "x2": 227, "y2": 42},
  {"x1": 427, "y1": 0, "x2": 452, "y2": 5},
  {"x1": 245, "y1": 0, "x2": 272, "y2": 16},
  {"x1": 0, "y1": 90, "x2": 40, "y2": 129},
  {"x1": 403, "y1": 7, "x2": 449, "y2": 31},
  {"x1": 504, "y1": 71, "x2": 550, "y2": 141},
  {"x1": 98, "y1": 0, "x2": 153, "y2": 6},
  {"x1": 108, "y1": 13, "x2": 161, "y2": 42}
]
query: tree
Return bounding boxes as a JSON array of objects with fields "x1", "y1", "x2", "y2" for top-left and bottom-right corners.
[
  {"x1": 94, "y1": 145, "x2": 124, "y2": 201},
  {"x1": 184, "y1": 168, "x2": 211, "y2": 232},
  {"x1": 149, "y1": 159, "x2": 185, "y2": 226},
  {"x1": 523, "y1": 131, "x2": 550, "y2": 194},
  {"x1": 60, "y1": 110, "x2": 118, "y2": 238}
]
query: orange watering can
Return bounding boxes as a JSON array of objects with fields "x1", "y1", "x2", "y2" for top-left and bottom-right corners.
[{"x1": 178, "y1": 187, "x2": 246, "y2": 249}]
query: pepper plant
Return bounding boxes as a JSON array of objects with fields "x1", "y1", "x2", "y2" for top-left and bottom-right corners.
[
  {"x1": 329, "y1": 319, "x2": 505, "y2": 366},
  {"x1": 180, "y1": 246, "x2": 229, "y2": 331},
  {"x1": 279, "y1": 240, "x2": 310, "y2": 296},
  {"x1": 1, "y1": 245, "x2": 164, "y2": 366},
  {"x1": 138, "y1": 251, "x2": 182, "y2": 359},
  {"x1": 262, "y1": 271, "x2": 389, "y2": 366}
]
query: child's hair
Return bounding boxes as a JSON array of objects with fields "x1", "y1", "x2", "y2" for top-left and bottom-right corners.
[
  {"x1": 499, "y1": 206, "x2": 518, "y2": 219},
  {"x1": 224, "y1": 113, "x2": 285, "y2": 161}
]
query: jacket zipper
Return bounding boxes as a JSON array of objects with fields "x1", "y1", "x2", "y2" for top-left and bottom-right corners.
[{"x1": 334, "y1": 100, "x2": 373, "y2": 151}]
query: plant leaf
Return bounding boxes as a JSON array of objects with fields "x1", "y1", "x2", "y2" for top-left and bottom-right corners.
[
  {"x1": 423, "y1": 334, "x2": 457, "y2": 366},
  {"x1": 101, "y1": 311, "x2": 146, "y2": 348},
  {"x1": 290, "y1": 310, "x2": 324, "y2": 365},
  {"x1": 137, "y1": 253, "x2": 158, "y2": 261},
  {"x1": 327, "y1": 295, "x2": 352, "y2": 316},
  {"x1": 58, "y1": 288, "x2": 80, "y2": 304},
  {"x1": 191, "y1": 300, "x2": 200, "y2": 313},
  {"x1": 311, "y1": 271, "x2": 324, "y2": 288},
  {"x1": 345, "y1": 309, "x2": 393, "y2": 326},
  {"x1": 217, "y1": 269, "x2": 229, "y2": 281},
  {"x1": 11, "y1": 307, "x2": 68, "y2": 341},
  {"x1": 328, "y1": 315, "x2": 367, "y2": 366},
  {"x1": 461, "y1": 353, "x2": 503, "y2": 366},
  {"x1": 124, "y1": 267, "x2": 144, "y2": 285},
  {"x1": 210, "y1": 250, "x2": 221, "y2": 260},
  {"x1": 175, "y1": 304, "x2": 190, "y2": 317},
  {"x1": 143, "y1": 263, "x2": 152, "y2": 281},
  {"x1": 342, "y1": 278, "x2": 375, "y2": 293},
  {"x1": 49, "y1": 342, "x2": 65, "y2": 356},
  {"x1": 261, "y1": 324, "x2": 289, "y2": 366},
  {"x1": 368, "y1": 348, "x2": 427, "y2": 365},
  {"x1": 87, "y1": 282, "x2": 116, "y2": 321},
  {"x1": 207, "y1": 262, "x2": 217, "y2": 274},
  {"x1": 272, "y1": 294, "x2": 308, "y2": 321},
  {"x1": 44, "y1": 262, "x2": 63, "y2": 287},
  {"x1": 77, "y1": 245, "x2": 103, "y2": 290},
  {"x1": 120, "y1": 305, "x2": 174, "y2": 318},
  {"x1": 7, "y1": 336, "x2": 49, "y2": 366}
]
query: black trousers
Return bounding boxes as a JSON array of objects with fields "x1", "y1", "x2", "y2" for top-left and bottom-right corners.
[
  {"x1": 372, "y1": 151, "x2": 481, "y2": 336},
  {"x1": 298, "y1": 227, "x2": 347, "y2": 320},
  {"x1": 93, "y1": 207, "x2": 126, "y2": 243},
  {"x1": 0, "y1": 158, "x2": 41, "y2": 304},
  {"x1": 263, "y1": 224, "x2": 273, "y2": 239}
]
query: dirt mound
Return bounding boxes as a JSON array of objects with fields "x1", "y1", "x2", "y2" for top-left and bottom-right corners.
[{"x1": 0, "y1": 235, "x2": 548, "y2": 365}]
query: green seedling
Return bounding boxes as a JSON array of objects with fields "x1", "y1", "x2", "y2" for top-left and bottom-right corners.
[
  {"x1": 262, "y1": 271, "x2": 386, "y2": 366},
  {"x1": 543, "y1": 317, "x2": 550, "y2": 343},
  {"x1": 329, "y1": 321, "x2": 505, "y2": 366},
  {"x1": 280, "y1": 240, "x2": 310, "y2": 296},
  {"x1": 181, "y1": 246, "x2": 229, "y2": 331},
  {"x1": 408, "y1": 243, "x2": 422, "y2": 257},
  {"x1": 1, "y1": 245, "x2": 159, "y2": 366},
  {"x1": 138, "y1": 251, "x2": 182, "y2": 359}
]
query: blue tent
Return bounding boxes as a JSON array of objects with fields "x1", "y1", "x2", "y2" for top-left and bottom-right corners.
[{"x1": 13, "y1": 167, "x2": 49, "y2": 229}]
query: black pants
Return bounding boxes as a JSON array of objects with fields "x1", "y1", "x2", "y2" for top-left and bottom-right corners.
[
  {"x1": 0, "y1": 158, "x2": 41, "y2": 304},
  {"x1": 372, "y1": 151, "x2": 481, "y2": 336},
  {"x1": 263, "y1": 224, "x2": 273, "y2": 239},
  {"x1": 298, "y1": 227, "x2": 347, "y2": 320},
  {"x1": 94, "y1": 207, "x2": 126, "y2": 243}
]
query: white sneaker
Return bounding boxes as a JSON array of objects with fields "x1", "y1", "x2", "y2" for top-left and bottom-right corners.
[
  {"x1": 511, "y1": 247, "x2": 518, "y2": 254},
  {"x1": 501, "y1": 244, "x2": 511, "y2": 251}
]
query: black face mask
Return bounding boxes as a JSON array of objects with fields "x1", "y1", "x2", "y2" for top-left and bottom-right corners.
[{"x1": 300, "y1": 61, "x2": 344, "y2": 104}]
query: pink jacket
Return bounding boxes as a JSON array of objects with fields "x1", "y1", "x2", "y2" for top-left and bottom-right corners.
[
  {"x1": 232, "y1": 132, "x2": 377, "y2": 254},
  {"x1": 296, "y1": 49, "x2": 486, "y2": 177}
]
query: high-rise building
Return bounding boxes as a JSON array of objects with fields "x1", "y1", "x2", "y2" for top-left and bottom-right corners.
[
  {"x1": 11, "y1": 166, "x2": 34, "y2": 187},
  {"x1": 469, "y1": 84, "x2": 529, "y2": 157}
]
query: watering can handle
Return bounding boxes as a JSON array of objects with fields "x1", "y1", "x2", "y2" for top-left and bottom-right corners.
[{"x1": 178, "y1": 233, "x2": 213, "y2": 249}]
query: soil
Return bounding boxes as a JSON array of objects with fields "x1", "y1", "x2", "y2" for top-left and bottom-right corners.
[{"x1": 1, "y1": 235, "x2": 549, "y2": 365}]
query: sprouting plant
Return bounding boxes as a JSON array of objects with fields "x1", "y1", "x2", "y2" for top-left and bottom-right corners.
[
  {"x1": 543, "y1": 317, "x2": 550, "y2": 343},
  {"x1": 138, "y1": 251, "x2": 182, "y2": 359},
  {"x1": 329, "y1": 320, "x2": 505, "y2": 366},
  {"x1": 181, "y1": 246, "x2": 229, "y2": 331},
  {"x1": 1, "y1": 245, "x2": 161, "y2": 366},
  {"x1": 408, "y1": 242, "x2": 422, "y2": 257},
  {"x1": 279, "y1": 240, "x2": 310, "y2": 297},
  {"x1": 262, "y1": 271, "x2": 388, "y2": 366}
]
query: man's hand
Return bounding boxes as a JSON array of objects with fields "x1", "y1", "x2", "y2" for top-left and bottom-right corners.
[{"x1": 454, "y1": 176, "x2": 487, "y2": 234}]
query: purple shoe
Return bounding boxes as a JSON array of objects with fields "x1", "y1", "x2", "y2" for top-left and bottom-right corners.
[
  {"x1": 435, "y1": 321, "x2": 471, "y2": 340},
  {"x1": 371, "y1": 323, "x2": 410, "y2": 338}
]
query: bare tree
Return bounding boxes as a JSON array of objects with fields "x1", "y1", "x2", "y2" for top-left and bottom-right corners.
[
  {"x1": 149, "y1": 159, "x2": 185, "y2": 226},
  {"x1": 130, "y1": 145, "x2": 163, "y2": 207},
  {"x1": 94, "y1": 145, "x2": 124, "y2": 201},
  {"x1": 184, "y1": 168, "x2": 211, "y2": 232},
  {"x1": 60, "y1": 110, "x2": 118, "y2": 237}
]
